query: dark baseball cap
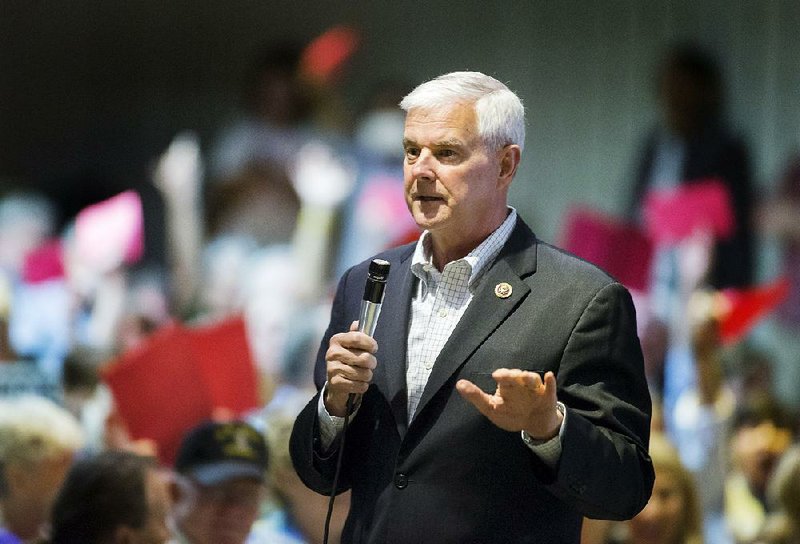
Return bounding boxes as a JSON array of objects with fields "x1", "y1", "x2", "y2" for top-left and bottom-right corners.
[{"x1": 175, "y1": 420, "x2": 268, "y2": 486}]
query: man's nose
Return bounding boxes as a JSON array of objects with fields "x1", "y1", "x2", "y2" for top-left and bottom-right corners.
[{"x1": 411, "y1": 150, "x2": 435, "y2": 181}]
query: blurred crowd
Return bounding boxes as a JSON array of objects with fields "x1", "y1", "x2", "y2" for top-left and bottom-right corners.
[{"x1": 1, "y1": 37, "x2": 799, "y2": 544}]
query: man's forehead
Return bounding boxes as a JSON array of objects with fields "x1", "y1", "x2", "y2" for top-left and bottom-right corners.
[{"x1": 403, "y1": 103, "x2": 478, "y2": 142}]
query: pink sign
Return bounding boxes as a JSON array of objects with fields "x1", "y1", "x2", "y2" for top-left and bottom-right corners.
[
  {"x1": 643, "y1": 179, "x2": 735, "y2": 245},
  {"x1": 560, "y1": 207, "x2": 653, "y2": 292}
]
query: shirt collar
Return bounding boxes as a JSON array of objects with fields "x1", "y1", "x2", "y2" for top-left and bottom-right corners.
[{"x1": 411, "y1": 207, "x2": 517, "y2": 286}]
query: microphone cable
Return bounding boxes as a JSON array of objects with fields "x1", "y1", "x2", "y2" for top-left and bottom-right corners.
[{"x1": 323, "y1": 395, "x2": 355, "y2": 544}]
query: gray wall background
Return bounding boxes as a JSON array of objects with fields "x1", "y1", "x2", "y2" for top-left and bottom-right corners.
[{"x1": 2, "y1": 0, "x2": 799, "y2": 258}]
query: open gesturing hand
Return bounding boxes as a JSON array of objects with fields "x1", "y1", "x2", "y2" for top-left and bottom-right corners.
[{"x1": 456, "y1": 369, "x2": 563, "y2": 440}]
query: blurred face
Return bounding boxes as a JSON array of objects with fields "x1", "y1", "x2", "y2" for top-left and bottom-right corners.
[
  {"x1": 3, "y1": 453, "x2": 74, "y2": 540},
  {"x1": 174, "y1": 477, "x2": 264, "y2": 544},
  {"x1": 732, "y1": 422, "x2": 792, "y2": 496},
  {"x1": 402, "y1": 103, "x2": 511, "y2": 256},
  {"x1": 659, "y1": 64, "x2": 705, "y2": 136},
  {"x1": 628, "y1": 468, "x2": 686, "y2": 544}
]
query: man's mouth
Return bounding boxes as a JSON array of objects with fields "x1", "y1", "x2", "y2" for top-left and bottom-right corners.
[{"x1": 415, "y1": 195, "x2": 443, "y2": 202}]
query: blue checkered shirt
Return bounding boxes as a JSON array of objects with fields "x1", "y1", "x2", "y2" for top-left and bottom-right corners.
[{"x1": 405, "y1": 209, "x2": 517, "y2": 419}]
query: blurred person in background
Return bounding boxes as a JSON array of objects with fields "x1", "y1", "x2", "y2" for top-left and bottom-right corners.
[
  {"x1": 248, "y1": 389, "x2": 348, "y2": 544},
  {"x1": 756, "y1": 155, "x2": 800, "y2": 408},
  {"x1": 334, "y1": 80, "x2": 418, "y2": 277},
  {"x1": 0, "y1": 395, "x2": 84, "y2": 543},
  {"x1": 5, "y1": 191, "x2": 156, "y2": 384},
  {"x1": 628, "y1": 43, "x2": 755, "y2": 433},
  {"x1": 670, "y1": 290, "x2": 737, "y2": 544},
  {"x1": 629, "y1": 42, "x2": 754, "y2": 292},
  {"x1": 168, "y1": 420, "x2": 268, "y2": 544},
  {"x1": 209, "y1": 44, "x2": 315, "y2": 182},
  {"x1": 204, "y1": 165, "x2": 300, "y2": 249},
  {"x1": 625, "y1": 433, "x2": 704, "y2": 544},
  {"x1": 0, "y1": 191, "x2": 57, "y2": 369},
  {"x1": 758, "y1": 156, "x2": 800, "y2": 328},
  {"x1": 48, "y1": 450, "x2": 170, "y2": 544},
  {"x1": 153, "y1": 131, "x2": 335, "y2": 392},
  {"x1": 756, "y1": 445, "x2": 800, "y2": 544},
  {"x1": 0, "y1": 191, "x2": 57, "y2": 284},
  {"x1": 581, "y1": 433, "x2": 703, "y2": 544},
  {"x1": 725, "y1": 396, "x2": 796, "y2": 543}
]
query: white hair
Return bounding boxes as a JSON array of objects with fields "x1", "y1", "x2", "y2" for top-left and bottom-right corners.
[
  {"x1": 399, "y1": 71, "x2": 526, "y2": 152},
  {"x1": 0, "y1": 395, "x2": 85, "y2": 467}
]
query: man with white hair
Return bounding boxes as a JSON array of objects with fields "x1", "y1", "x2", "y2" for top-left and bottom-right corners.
[
  {"x1": 0, "y1": 395, "x2": 84, "y2": 543},
  {"x1": 290, "y1": 71, "x2": 654, "y2": 543}
]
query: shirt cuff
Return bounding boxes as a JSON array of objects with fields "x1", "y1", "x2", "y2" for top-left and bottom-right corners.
[
  {"x1": 520, "y1": 401, "x2": 566, "y2": 470},
  {"x1": 316, "y1": 383, "x2": 360, "y2": 451}
]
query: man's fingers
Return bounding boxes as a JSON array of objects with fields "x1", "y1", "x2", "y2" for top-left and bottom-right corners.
[
  {"x1": 456, "y1": 379, "x2": 498, "y2": 417},
  {"x1": 329, "y1": 374, "x2": 370, "y2": 395},
  {"x1": 330, "y1": 330, "x2": 378, "y2": 355},
  {"x1": 330, "y1": 361, "x2": 373, "y2": 383},
  {"x1": 327, "y1": 362, "x2": 373, "y2": 394},
  {"x1": 493, "y1": 369, "x2": 545, "y2": 390},
  {"x1": 542, "y1": 371, "x2": 557, "y2": 390},
  {"x1": 327, "y1": 342, "x2": 377, "y2": 370}
]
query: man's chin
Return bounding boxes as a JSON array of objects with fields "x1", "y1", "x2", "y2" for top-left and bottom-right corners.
[{"x1": 411, "y1": 210, "x2": 448, "y2": 232}]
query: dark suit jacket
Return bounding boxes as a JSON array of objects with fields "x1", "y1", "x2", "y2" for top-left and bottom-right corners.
[{"x1": 290, "y1": 219, "x2": 654, "y2": 544}]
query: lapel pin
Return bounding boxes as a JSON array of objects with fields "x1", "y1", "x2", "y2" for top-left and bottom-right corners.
[{"x1": 494, "y1": 282, "x2": 512, "y2": 299}]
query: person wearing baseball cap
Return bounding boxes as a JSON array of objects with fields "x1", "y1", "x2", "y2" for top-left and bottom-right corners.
[{"x1": 169, "y1": 420, "x2": 268, "y2": 544}]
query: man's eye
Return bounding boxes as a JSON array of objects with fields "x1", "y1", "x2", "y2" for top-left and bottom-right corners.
[
  {"x1": 437, "y1": 149, "x2": 456, "y2": 159},
  {"x1": 405, "y1": 147, "x2": 420, "y2": 158}
]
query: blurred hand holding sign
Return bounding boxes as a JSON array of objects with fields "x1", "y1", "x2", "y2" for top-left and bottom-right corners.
[
  {"x1": 153, "y1": 131, "x2": 204, "y2": 205},
  {"x1": 74, "y1": 190, "x2": 144, "y2": 274},
  {"x1": 102, "y1": 316, "x2": 260, "y2": 465},
  {"x1": 23, "y1": 190, "x2": 144, "y2": 284}
]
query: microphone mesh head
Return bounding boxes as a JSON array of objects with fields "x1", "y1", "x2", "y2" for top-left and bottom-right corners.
[{"x1": 368, "y1": 259, "x2": 391, "y2": 282}]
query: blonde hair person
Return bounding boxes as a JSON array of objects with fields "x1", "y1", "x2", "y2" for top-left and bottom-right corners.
[
  {"x1": 757, "y1": 446, "x2": 800, "y2": 544},
  {"x1": 0, "y1": 395, "x2": 85, "y2": 542},
  {"x1": 627, "y1": 432, "x2": 703, "y2": 544}
]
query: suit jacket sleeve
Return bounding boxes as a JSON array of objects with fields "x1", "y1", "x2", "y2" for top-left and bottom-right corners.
[{"x1": 546, "y1": 281, "x2": 654, "y2": 519}]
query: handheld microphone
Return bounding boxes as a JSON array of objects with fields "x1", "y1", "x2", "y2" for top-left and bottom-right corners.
[
  {"x1": 348, "y1": 258, "x2": 391, "y2": 410},
  {"x1": 358, "y1": 258, "x2": 391, "y2": 337}
]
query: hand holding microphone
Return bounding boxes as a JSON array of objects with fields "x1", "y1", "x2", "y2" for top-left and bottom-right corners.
[{"x1": 324, "y1": 259, "x2": 390, "y2": 417}]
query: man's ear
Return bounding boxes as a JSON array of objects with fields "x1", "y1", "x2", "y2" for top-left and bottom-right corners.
[
  {"x1": 497, "y1": 145, "x2": 521, "y2": 190},
  {"x1": 169, "y1": 474, "x2": 196, "y2": 520}
]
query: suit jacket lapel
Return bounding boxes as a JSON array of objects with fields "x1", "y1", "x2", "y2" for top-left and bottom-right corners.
[
  {"x1": 413, "y1": 220, "x2": 539, "y2": 422},
  {"x1": 373, "y1": 246, "x2": 415, "y2": 437}
]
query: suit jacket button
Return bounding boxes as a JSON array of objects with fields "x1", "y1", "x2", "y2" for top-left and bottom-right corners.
[{"x1": 394, "y1": 473, "x2": 408, "y2": 489}]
